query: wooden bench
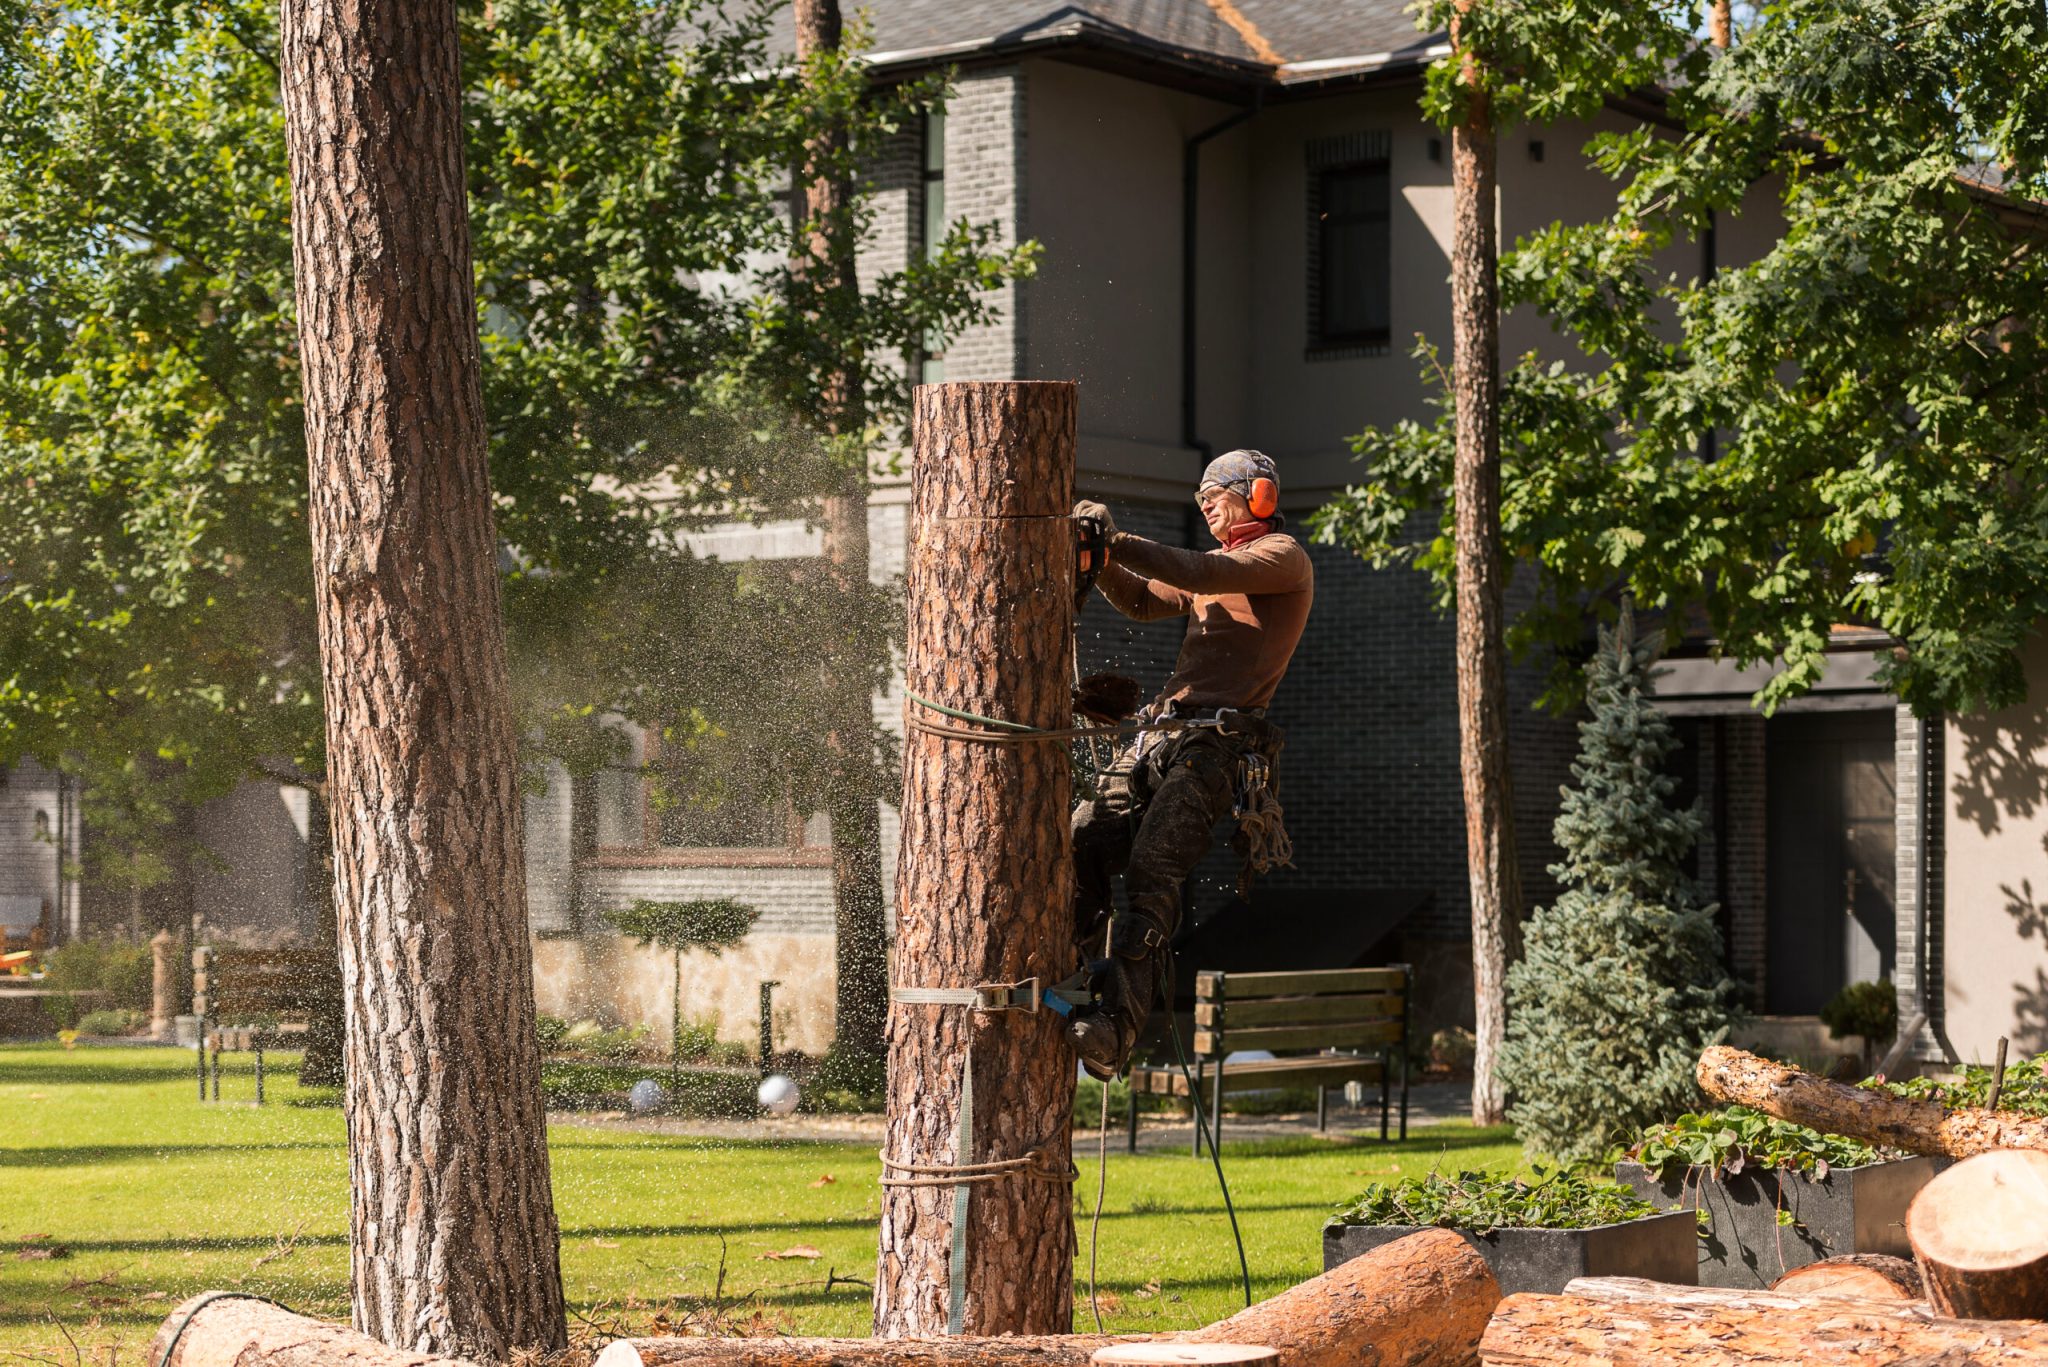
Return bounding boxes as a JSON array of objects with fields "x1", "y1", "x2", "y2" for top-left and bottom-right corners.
[
  {"x1": 1127, "y1": 965, "x2": 1411, "y2": 1154},
  {"x1": 193, "y1": 945, "x2": 339, "y2": 1104}
]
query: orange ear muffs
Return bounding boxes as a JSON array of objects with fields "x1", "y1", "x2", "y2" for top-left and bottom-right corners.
[{"x1": 1247, "y1": 477, "x2": 1278, "y2": 519}]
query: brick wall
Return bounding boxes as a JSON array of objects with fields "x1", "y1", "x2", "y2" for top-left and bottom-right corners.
[{"x1": 939, "y1": 69, "x2": 1024, "y2": 381}]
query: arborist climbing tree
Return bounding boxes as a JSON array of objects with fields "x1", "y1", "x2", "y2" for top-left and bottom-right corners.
[{"x1": 1067, "y1": 450, "x2": 1314, "y2": 1080}]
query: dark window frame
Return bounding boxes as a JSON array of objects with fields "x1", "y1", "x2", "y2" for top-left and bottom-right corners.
[{"x1": 1307, "y1": 158, "x2": 1392, "y2": 355}]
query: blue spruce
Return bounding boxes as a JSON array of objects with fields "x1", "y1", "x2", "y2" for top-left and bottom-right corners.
[{"x1": 1498, "y1": 606, "x2": 1745, "y2": 1161}]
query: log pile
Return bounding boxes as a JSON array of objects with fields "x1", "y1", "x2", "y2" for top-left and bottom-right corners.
[
  {"x1": 600, "y1": 1228, "x2": 1500, "y2": 1367},
  {"x1": 1480, "y1": 1276, "x2": 2048, "y2": 1364}
]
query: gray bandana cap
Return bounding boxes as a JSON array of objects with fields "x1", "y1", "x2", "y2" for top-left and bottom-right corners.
[{"x1": 1198, "y1": 449, "x2": 1279, "y2": 502}]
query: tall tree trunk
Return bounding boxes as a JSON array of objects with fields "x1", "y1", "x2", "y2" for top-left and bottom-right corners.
[
  {"x1": 279, "y1": 0, "x2": 568, "y2": 1355},
  {"x1": 297, "y1": 785, "x2": 345, "y2": 1088},
  {"x1": 1450, "y1": 11, "x2": 1522, "y2": 1129},
  {"x1": 874, "y1": 382, "x2": 1078, "y2": 1336},
  {"x1": 795, "y1": 0, "x2": 889, "y2": 1070}
]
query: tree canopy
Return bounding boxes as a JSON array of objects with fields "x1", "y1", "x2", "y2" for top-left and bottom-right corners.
[
  {"x1": 0, "y1": 0, "x2": 1030, "y2": 856},
  {"x1": 1317, "y1": 0, "x2": 2048, "y2": 716}
]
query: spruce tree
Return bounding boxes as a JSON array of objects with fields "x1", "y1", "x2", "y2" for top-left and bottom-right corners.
[{"x1": 1498, "y1": 606, "x2": 1744, "y2": 1161}]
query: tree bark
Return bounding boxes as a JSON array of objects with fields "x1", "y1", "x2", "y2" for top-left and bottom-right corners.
[
  {"x1": 1770, "y1": 1254, "x2": 1924, "y2": 1302},
  {"x1": 150, "y1": 1294, "x2": 480, "y2": 1367},
  {"x1": 279, "y1": 0, "x2": 568, "y2": 1354},
  {"x1": 1449, "y1": 7, "x2": 1520, "y2": 1129},
  {"x1": 297, "y1": 785, "x2": 345, "y2": 1088},
  {"x1": 1697, "y1": 1045, "x2": 2048, "y2": 1157},
  {"x1": 1907, "y1": 1150, "x2": 2048, "y2": 1319},
  {"x1": 794, "y1": 0, "x2": 890, "y2": 1070},
  {"x1": 613, "y1": 1228, "x2": 1496, "y2": 1367},
  {"x1": 874, "y1": 382, "x2": 1078, "y2": 1336},
  {"x1": 1480, "y1": 1276, "x2": 2048, "y2": 1365}
]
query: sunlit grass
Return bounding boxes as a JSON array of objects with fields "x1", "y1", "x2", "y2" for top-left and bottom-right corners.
[{"x1": 0, "y1": 1042, "x2": 1520, "y2": 1361}]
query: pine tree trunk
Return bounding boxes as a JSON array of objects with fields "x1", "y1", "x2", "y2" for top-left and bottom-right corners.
[
  {"x1": 874, "y1": 382, "x2": 1078, "y2": 1336},
  {"x1": 1449, "y1": 14, "x2": 1521, "y2": 1129},
  {"x1": 297, "y1": 784, "x2": 345, "y2": 1088},
  {"x1": 795, "y1": 0, "x2": 889, "y2": 1068},
  {"x1": 279, "y1": 0, "x2": 567, "y2": 1354}
]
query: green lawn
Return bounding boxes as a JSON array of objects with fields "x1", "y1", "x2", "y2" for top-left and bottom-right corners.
[{"x1": 0, "y1": 1043, "x2": 1520, "y2": 1361}]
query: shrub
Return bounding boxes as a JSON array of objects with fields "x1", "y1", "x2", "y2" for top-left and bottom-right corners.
[
  {"x1": 76, "y1": 1007, "x2": 144, "y2": 1036},
  {"x1": 1332, "y1": 1169, "x2": 1657, "y2": 1231},
  {"x1": 1821, "y1": 980, "x2": 1898, "y2": 1045},
  {"x1": 39, "y1": 938, "x2": 154, "y2": 1028},
  {"x1": 1497, "y1": 609, "x2": 1745, "y2": 1162}
]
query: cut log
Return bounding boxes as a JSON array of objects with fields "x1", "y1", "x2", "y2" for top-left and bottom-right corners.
[
  {"x1": 1906, "y1": 1149, "x2": 2048, "y2": 1319},
  {"x1": 1770, "y1": 1254, "x2": 1923, "y2": 1301},
  {"x1": 1185, "y1": 1226, "x2": 1497, "y2": 1366},
  {"x1": 603, "y1": 1228, "x2": 1498, "y2": 1367},
  {"x1": 1697, "y1": 1045, "x2": 2048, "y2": 1158},
  {"x1": 1480, "y1": 1275, "x2": 2048, "y2": 1365},
  {"x1": 150, "y1": 1293, "x2": 480, "y2": 1367}
]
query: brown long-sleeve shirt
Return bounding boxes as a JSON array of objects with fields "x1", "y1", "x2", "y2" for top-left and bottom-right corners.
[{"x1": 1095, "y1": 529, "x2": 1314, "y2": 711}]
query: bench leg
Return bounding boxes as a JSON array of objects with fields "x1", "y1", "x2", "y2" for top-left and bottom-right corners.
[{"x1": 254, "y1": 1046, "x2": 265, "y2": 1106}]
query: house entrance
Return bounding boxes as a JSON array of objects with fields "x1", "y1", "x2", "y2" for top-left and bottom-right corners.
[{"x1": 1765, "y1": 710, "x2": 1897, "y2": 1014}]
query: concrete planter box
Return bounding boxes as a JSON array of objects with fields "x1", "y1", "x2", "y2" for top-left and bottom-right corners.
[
  {"x1": 1323, "y1": 1210, "x2": 1698, "y2": 1296},
  {"x1": 1616, "y1": 1156, "x2": 1938, "y2": 1288}
]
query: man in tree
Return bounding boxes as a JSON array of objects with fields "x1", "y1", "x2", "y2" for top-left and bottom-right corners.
[{"x1": 1066, "y1": 451, "x2": 1314, "y2": 1078}]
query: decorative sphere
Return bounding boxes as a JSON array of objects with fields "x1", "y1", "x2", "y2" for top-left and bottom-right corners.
[
  {"x1": 627, "y1": 1078, "x2": 667, "y2": 1115},
  {"x1": 757, "y1": 1073, "x2": 800, "y2": 1116}
]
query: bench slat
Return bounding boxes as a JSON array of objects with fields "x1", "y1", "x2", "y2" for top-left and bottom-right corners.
[
  {"x1": 1194, "y1": 992, "x2": 1403, "y2": 1028},
  {"x1": 1196, "y1": 1020, "x2": 1402, "y2": 1056},
  {"x1": 1129, "y1": 1056, "x2": 1382, "y2": 1096},
  {"x1": 1195, "y1": 967, "x2": 1407, "y2": 999}
]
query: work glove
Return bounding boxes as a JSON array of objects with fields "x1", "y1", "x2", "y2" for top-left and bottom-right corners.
[{"x1": 1073, "y1": 499, "x2": 1117, "y2": 541}]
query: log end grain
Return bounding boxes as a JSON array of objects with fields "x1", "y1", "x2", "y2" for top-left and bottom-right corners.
[
  {"x1": 1907, "y1": 1148, "x2": 2048, "y2": 1319},
  {"x1": 1770, "y1": 1254, "x2": 1924, "y2": 1301}
]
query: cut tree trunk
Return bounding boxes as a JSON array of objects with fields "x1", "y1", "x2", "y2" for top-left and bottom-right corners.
[
  {"x1": 1906, "y1": 1149, "x2": 2048, "y2": 1319},
  {"x1": 1770, "y1": 1254, "x2": 1924, "y2": 1301},
  {"x1": 794, "y1": 0, "x2": 889, "y2": 1069},
  {"x1": 1448, "y1": 6, "x2": 1521, "y2": 1128},
  {"x1": 149, "y1": 1293, "x2": 480, "y2": 1367},
  {"x1": 874, "y1": 382, "x2": 1079, "y2": 1336},
  {"x1": 1698, "y1": 1045, "x2": 2048, "y2": 1157},
  {"x1": 1480, "y1": 1276, "x2": 2048, "y2": 1365},
  {"x1": 279, "y1": 0, "x2": 568, "y2": 1354},
  {"x1": 610, "y1": 1228, "x2": 1498, "y2": 1367}
]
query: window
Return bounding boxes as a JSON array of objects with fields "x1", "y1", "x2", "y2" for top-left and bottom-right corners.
[
  {"x1": 1306, "y1": 132, "x2": 1393, "y2": 356},
  {"x1": 919, "y1": 109, "x2": 947, "y2": 384}
]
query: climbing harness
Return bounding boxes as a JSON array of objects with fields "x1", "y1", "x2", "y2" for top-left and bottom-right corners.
[{"x1": 880, "y1": 979, "x2": 1082, "y2": 1335}]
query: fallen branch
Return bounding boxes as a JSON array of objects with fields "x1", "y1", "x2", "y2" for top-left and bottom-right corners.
[
  {"x1": 597, "y1": 1228, "x2": 1500, "y2": 1367},
  {"x1": 1480, "y1": 1276, "x2": 2048, "y2": 1365},
  {"x1": 1696, "y1": 1045, "x2": 2048, "y2": 1158}
]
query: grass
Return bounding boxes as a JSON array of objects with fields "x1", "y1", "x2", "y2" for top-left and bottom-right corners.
[{"x1": 0, "y1": 1042, "x2": 1521, "y2": 1362}]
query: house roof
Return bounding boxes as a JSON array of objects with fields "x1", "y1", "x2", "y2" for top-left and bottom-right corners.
[{"x1": 767, "y1": 1, "x2": 1443, "y2": 91}]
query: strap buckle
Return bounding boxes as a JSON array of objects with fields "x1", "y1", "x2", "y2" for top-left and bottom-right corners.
[{"x1": 972, "y1": 978, "x2": 1042, "y2": 1013}]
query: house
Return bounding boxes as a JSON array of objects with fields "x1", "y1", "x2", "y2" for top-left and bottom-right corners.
[{"x1": 6, "y1": 0, "x2": 2043, "y2": 1071}]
